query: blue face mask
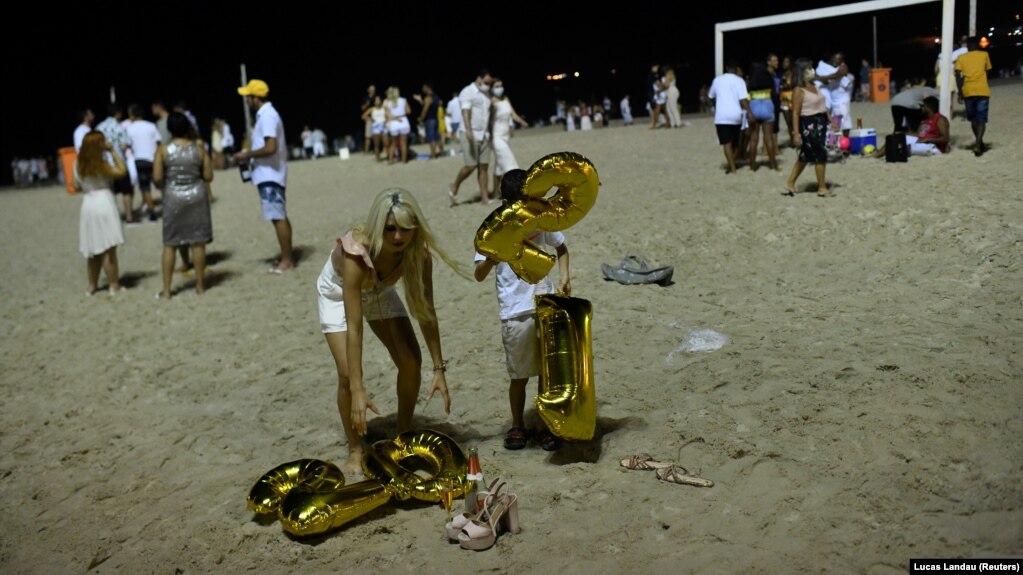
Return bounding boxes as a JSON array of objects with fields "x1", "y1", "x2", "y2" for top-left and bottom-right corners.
[{"x1": 492, "y1": 87, "x2": 505, "y2": 97}]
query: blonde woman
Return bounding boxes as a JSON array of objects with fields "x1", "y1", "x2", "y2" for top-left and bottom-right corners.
[
  {"x1": 316, "y1": 188, "x2": 463, "y2": 475},
  {"x1": 384, "y1": 86, "x2": 411, "y2": 164}
]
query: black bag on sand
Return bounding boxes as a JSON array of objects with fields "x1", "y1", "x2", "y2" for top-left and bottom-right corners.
[{"x1": 886, "y1": 133, "x2": 908, "y2": 163}]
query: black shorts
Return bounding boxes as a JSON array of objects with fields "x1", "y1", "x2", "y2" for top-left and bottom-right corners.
[
  {"x1": 716, "y1": 123, "x2": 742, "y2": 145},
  {"x1": 112, "y1": 175, "x2": 133, "y2": 195},
  {"x1": 135, "y1": 160, "x2": 153, "y2": 192}
]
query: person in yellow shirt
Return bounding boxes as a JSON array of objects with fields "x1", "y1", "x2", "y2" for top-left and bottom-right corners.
[{"x1": 954, "y1": 36, "x2": 992, "y2": 156}]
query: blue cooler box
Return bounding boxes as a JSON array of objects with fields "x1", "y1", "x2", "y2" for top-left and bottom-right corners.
[{"x1": 849, "y1": 128, "x2": 877, "y2": 154}]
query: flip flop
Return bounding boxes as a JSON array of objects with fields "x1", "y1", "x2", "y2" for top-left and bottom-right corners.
[
  {"x1": 267, "y1": 268, "x2": 284, "y2": 274},
  {"x1": 602, "y1": 256, "x2": 675, "y2": 286},
  {"x1": 619, "y1": 453, "x2": 674, "y2": 471}
]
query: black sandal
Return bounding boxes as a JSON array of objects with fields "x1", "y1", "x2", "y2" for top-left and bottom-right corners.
[{"x1": 503, "y1": 427, "x2": 528, "y2": 450}]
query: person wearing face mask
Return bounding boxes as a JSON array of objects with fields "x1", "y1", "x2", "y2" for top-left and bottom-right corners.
[
  {"x1": 449, "y1": 69, "x2": 493, "y2": 206},
  {"x1": 488, "y1": 78, "x2": 529, "y2": 196}
]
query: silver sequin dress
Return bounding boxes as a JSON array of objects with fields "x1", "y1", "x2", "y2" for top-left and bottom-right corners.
[{"x1": 162, "y1": 141, "x2": 212, "y2": 246}]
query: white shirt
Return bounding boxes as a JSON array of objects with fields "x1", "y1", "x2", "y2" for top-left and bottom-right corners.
[
  {"x1": 221, "y1": 123, "x2": 235, "y2": 149},
  {"x1": 951, "y1": 46, "x2": 968, "y2": 63},
  {"x1": 459, "y1": 81, "x2": 490, "y2": 139},
  {"x1": 446, "y1": 97, "x2": 460, "y2": 123},
  {"x1": 73, "y1": 124, "x2": 90, "y2": 152},
  {"x1": 829, "y1": 74, "x2": 854, "y2": 107},
  {"x1": 474, "y1": 231, "x2": 565, "y2": 320},
  {"x1": 708, "y1": 73, "x2": 749, "y2": 125},
  {"x1": 251, "y1": 102, "x2": 287, "y2": 187},
  {"x1": 815, "y1": 60, "x2": 839, "y2": 108},
  {"x1": 126, "y1": 119, "x2": 161, "y2": 161}
]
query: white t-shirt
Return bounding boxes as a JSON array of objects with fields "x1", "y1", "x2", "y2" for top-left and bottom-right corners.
[
  {"x1": 459, "y1": 81, "x2": 490, "y2": 139},
  {"x1": 251, "y1": 102, "x2": 288, "y2": 187},
  {"x1": 446, "y1": 97, "x2": 461, "y2": 127},
  {"x1": 474, "y1": 231, "x2": 565, "y2": 320},
  {"x1": 951, "y1": 46, "x2": 968, "y2": 63},
  {"x1": 708, "y1": 73, "x2": 749, "y2": 125},
  {"x1": 73, "y1": 124, "x2": 91, "y2": 152},
  {"x1": 221, "y1": 123, "x2": 235, "y2": 149},
  {"x1": 126, "y1": 120, "x2": 161, "y2": 161},
  {"x1": 829, "y1": 74, "x2": 854, "y2": 107}
]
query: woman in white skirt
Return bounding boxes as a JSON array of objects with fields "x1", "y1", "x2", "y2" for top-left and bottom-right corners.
[{"x1": 75, "y1": 131, "x2": 127, "y2": 295}]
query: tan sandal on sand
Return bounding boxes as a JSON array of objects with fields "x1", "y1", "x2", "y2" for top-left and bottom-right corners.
[
  {"x1": 619, "y1": 453, "x2": 674, "y2": 471},
  {"x1": 655, "y1": 465, "x2": 714, "y2": 487}
]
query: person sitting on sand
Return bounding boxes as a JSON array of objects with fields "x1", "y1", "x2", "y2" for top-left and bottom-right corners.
[{"x1": 872, "y1": 96, "x2": 949, "y2": 158}]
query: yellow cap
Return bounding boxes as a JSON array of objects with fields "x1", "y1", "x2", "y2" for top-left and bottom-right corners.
[{"x1": 238, "y1": 79, "x2": 269, "y2": 97}]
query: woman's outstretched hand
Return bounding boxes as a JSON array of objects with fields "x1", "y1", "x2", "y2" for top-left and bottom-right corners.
[
  {"x1": 351, "y1": 387, "x2": 382, "y2": 436},
  {"x1": 426, "y1": 371, "x2": 451, "y2": 414}
]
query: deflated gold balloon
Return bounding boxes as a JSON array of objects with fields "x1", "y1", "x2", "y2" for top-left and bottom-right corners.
[
  {"x1": 475, "y1": 151, "x2": 599, "y2": 284},
  {"x1": 247, "y1": 459, "x2": 346, "y2": 515},
  {"x1": 247, "y1": 430, "x2": 468, "y2": 537},
  {"x1": 535, "y1": 294, "x2": 596, "y2": 441}
]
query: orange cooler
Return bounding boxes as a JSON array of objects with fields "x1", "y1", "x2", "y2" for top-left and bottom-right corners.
[
  {"x1": 869, "y1": 68, "x2": 892, "y2": 103},
  {"x1": 58, "y1": 147, "x2": 77, "y2": 194}
]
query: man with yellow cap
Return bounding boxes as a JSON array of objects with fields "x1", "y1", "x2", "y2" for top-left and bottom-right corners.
[{"x1": 234, "y1": 79, "x2": 294, "y2": 273}]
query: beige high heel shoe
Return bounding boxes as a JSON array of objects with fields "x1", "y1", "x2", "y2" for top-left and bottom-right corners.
[
  {"x1": 457, "y1": 489, "x2": 520, "y2": 551},
  {"x1": 445, "y1": 478, "x2": 506, "y2": 541}
]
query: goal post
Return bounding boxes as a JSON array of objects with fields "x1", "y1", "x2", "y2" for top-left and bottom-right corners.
[{"x1": 714, "y1": 0, "x2": 955, "y2": 118}]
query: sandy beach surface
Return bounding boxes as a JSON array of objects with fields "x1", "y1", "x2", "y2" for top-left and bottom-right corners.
[{"x1": 2, "y1": 81, "x2": 1021, "y2": 574}]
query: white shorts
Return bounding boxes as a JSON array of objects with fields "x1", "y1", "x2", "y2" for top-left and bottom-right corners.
[
  {"x1": 905, "y1": 135, "x2": 943, "y2": 156},
  {"x1": 388, "y1": 117, "x2": 410, "y2": 137},
  {"x1": 501, "y1": 314, "x2": 540, "y2": 380},
  {"x1": 317, "y1": 259, "x2": 407, "y2": 333}
]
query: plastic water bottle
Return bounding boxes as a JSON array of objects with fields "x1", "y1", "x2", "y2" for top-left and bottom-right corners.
[{"x1": 463, "y1": 446, "x2": 484, "y2": 514}]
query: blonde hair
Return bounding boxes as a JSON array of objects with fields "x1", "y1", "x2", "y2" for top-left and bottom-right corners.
[
  {"x1": 386, "y1": 86, "x2": 400, "y2": 103},
  {"x1": 362, "y1": 188, "x2": 463, "y2": 323}
]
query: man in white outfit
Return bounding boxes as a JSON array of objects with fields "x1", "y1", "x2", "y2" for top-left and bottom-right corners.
[{"x1": 449, "y1": 69, "x2": 493, "y2": 206}]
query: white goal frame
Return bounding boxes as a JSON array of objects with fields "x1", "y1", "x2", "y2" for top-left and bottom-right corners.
[{"x1": 715, "y1": 0, "x2": 955, "y2": 118}]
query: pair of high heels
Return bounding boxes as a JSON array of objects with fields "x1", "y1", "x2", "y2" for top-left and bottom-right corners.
[{"x1": 444, "y1": 478, "x2": 520, "y2": 551}]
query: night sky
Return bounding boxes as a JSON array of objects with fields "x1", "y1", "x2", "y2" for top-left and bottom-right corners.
[{"x1": 2, "y1": 1, "x2": 1019, "y2": 186}]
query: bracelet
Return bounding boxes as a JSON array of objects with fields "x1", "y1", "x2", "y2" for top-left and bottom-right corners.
[{"x1": 433, "y1": 360, "x2": 448, "y2": 372}]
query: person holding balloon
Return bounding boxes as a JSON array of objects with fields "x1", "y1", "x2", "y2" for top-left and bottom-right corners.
[
  {"x1": 316, "y1": 188, "x2": 463, "y2": 476},
  {"x1": 474, "y1": 169, "x2": 572, "y2": 451}
]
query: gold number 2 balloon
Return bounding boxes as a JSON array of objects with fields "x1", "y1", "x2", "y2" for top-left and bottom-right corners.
[
  {"x1": 247, "y1": 430, "x2": 468, "y2": 537},
  {"x1": 475, "y1": 151, "x2": 599, "y2": 284},
  {"x1": 535, "y1": 294, "x2": 596, "y2": 441}
]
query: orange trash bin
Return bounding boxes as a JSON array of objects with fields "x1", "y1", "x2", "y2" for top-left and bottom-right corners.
[
  {"x1": 869, "y1": 68, "x2": 892, "y2": 103},
  {"x1": 58, "y1": 147, "x2": 77, "y2": 194}
]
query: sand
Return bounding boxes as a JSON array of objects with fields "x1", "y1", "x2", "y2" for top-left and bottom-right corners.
[{"x1": 1, "y1": 81, "x2": 1021, "y2": 574}]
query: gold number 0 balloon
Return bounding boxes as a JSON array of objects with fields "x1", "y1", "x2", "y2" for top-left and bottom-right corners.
[
  {"x1": 246, "y1": 430, "x2": 468, "y2": 537},
  {"x1": 475, "y1": 151, "x2": 599, "y2": 284},
  {"x1": 535, "y1": 294, "x2": 596, "y2": 441}
]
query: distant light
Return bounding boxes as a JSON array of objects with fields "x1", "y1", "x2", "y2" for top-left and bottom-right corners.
[
  {"x1": 573, "y1": 71, "x2": 580, "y2": 78},
  {"x1": 610, "y1": 69, "x2": 617, "y2": 75},
  {"x1": 933, "y1": 37, "x2": 940, "y2": 43}
]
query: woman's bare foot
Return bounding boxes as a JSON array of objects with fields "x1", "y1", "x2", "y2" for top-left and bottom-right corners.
[
  {"x1": 817, "y1": 188, "x2": 833, "y2": 197},
  {"x1": 157, "y1": 290, "x2": 171, "y2": 300},
  {"x1": 781, "y1": 182, "x2": 796, "y2": 196},
  {"x1": 109, "y1": 285, "x2": 124, "y2": 295},
  {"x1": 341, "y1": 449, "x2": 365, "y2": 478},
  {"x1": 86, "y1": 284, "x2": 97, "y2": 296}
]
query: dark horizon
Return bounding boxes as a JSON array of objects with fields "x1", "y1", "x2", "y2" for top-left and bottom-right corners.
[{"x1": 3, "y1": 1, "x2": 1020, "y2": 186}]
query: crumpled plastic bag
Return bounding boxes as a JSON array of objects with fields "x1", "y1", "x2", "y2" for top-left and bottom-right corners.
[{"x1": 666, "y1": 329, "x2": 730, "y2": 361}]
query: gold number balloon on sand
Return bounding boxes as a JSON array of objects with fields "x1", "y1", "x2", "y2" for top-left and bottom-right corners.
[
  {"x1": 535, "y1": 294, "x2": 596, "y2": 441},
  {"x1": 247, "y1": 430, "x2": 468, "y2": 537},
  {"x1": 475, "y1": 151, "x2": 599, "y2": 284}
]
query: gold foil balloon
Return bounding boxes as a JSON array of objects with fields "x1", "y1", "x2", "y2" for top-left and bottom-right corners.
[
  {"x1": 535, "y1": 294, "x2": 596, "y2": 441},
  {"x1": 247, "y1": 430, "x2": 468, "y2": 537},
  {"x1": 247, "y1": 459, "x2": 346, "y2": 515},
  {"x1": 475, "y1": 151, "x2": 599, "y2": 284},
  {"x1": 363, "y1": 429, "x2": 469, "y2": 503}
]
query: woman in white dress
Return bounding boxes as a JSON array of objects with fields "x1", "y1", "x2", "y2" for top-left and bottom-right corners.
[
  {"x1": 75, "y1": 131, "x2": 127, "y2": 295},
  {"x1": 488, "y1": 78, "x2": 529, "y2": 197},
  {"x1": 664, "y1": 67, "x2": 683, "y2": 128}
]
